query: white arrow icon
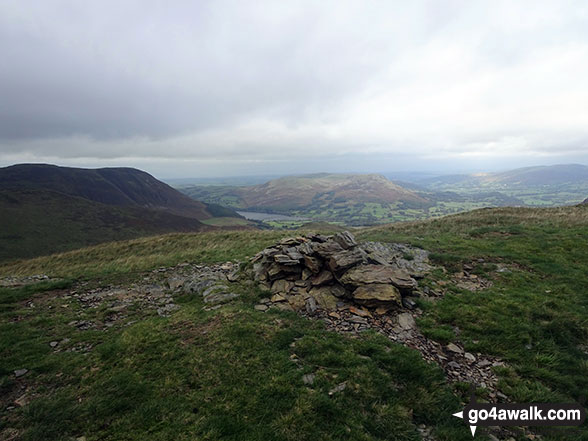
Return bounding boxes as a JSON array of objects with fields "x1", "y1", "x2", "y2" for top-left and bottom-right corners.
[{"x1": 452, "y1": 410, "x2": 477, "y2": 436}]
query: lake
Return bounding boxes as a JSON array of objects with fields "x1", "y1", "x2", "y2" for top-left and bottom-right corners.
[{"x1": 237, "y1": 211, "x2": 308, "y2": 222}]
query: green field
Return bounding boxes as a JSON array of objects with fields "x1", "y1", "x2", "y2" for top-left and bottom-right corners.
[{"x1": 181, "y1": 183, "x2": 588, "y2": 227}]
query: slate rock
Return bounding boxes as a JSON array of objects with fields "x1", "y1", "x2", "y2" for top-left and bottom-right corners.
[
  {"x1": 305, "y1": 296, "x2": 318, "y2": 314},
  {"x1": 312, "y1": 241, "x2": 344, "y2": 259},
  {"x1": 402, "y1": 298, "x2": 417, "y2": 309},
  {"x1": 279, "y1": 237, "x2": 303, "y2": 246},
  {"x1": 302, "y1": 373, "x2": 315, "y2": 385},
  {"x1": 446, "y1": 343, "x2": 463, "y2": 354},
  {"x1": 14, "y1": 369, "x2": 28, "y2": 378},
  {"x1": 348, "y1": 315, "x2": 368, "y2": 324},
  {"x1": 285, "y1": 247, "x2": 304, "y2": 261},
  {"x1": 274, "y1": 254, "x2": 301, "y2": 265},
  {"x1": 351, "y1": 284, "x2": 402, "y2": 307},
  {"x1": 303, "y1": 255, "x2": 322, "y2": 273},
  {"x1": 167, "y1": 277, "x2": 186, "y2": 290},
  {"x1": 311, "y1": 270, "x2": 334, "y2": 286},
  {"x1": 396, "y1": 312, "x2": 416, "y2": 330},
  {"x1": 202, "y1": 285, "x2": 239, "y2": 305},
  {"x1": 464, "y1": 352, "x2": 476, "y2": 362},
  {"x1": 309, "y1": 286, "x2": 339, "y2": 310},
  {"x1": 339, "y1": 265, "x2": 416, "y2": 291},
  {"x1": 271, "y1": 293, "x2": 287, "y2": 302},
  {"x1": 184, "y1": 279, "x2": 217, "y2": 295},
  {"x1": 328, "y1": 382, "x2": 347, "y2": 396},
  {"x1": 332, "y1": 231, "x2": 357, "y2": 249},
  {"x1": 328, "y1": 249, "x2": 366, "y2": 273},
  {"x1": 271, "y1": 279, "x2": 295, "y2": 294},
  {"x1": 288, "y1": 294, "x2": 306, "y2": 311}
]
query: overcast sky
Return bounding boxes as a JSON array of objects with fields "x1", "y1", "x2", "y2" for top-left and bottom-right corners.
[{"x1": 1, "y1": 0, "x2": 588, "y2": 178}]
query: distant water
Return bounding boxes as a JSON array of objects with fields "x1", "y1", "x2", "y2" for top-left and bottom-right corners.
[{"x1": 237, "y1": 211, "x2": 308, "y2": 222}]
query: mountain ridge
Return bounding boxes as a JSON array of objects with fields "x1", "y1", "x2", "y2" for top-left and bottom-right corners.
[
  {"x1": 0, "y1": 164, "x2": 245, "y2": 261},
  {"x1": 181, "y1": 172, "x2": 428, "y2": 212},
  {"x1": 418, "y1": 164, "x2": 588, "y2": 187},
  {"x1": 0, "y1": 163, "x2": 215, "y2": 220}
]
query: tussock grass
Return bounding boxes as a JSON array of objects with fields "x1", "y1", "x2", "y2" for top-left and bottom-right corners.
[
  {"x1": 359, "y1": 204, "x2": 588, "y2": 422},
  {"x1": 0, "y1": 281, "x2": 471, "y2": 441},
  {"x1": 0, "y1": 224, "x2": 347, "y2": 279},
  {"x1": 0, "y1": 230, "x2": 287, "y2": 279},
  {"x1": 2, "y1": 205, "x2": 588, "y2": 440}
]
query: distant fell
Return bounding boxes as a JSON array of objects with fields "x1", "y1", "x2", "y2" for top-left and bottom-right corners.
[
  {"x1": 182, "y1": 173, "x2": 427, "y2": 212},
  {"x1": 243, "y1": 173, "x2": 427, "y2": 210},
  {"x1": 420, "y1": 164, "x2": 588, "y2": 187},
  {"x1": 0, "y1": 164, "x2": 244, "y2": 261},
  {"x1": 0, "y1": 163, "x2": 214, "y2": 220}
]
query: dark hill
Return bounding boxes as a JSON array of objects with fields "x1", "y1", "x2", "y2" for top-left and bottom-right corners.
[
  {"x1": 0, "y1": 188, "x2": 210, "y2": 261},
  {"x1": 0, "y1": 163, "x2": 215, "y2": 220},
  {"x1": 0, "y1": 164, "x2": 247, "y2": 261}
]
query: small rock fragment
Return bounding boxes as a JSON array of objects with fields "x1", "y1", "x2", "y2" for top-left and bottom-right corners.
[
  {"x1": 302, "y1": 373, "x2": 315, "y2": 385},
  {"x1": 328, "y1": 382, "x2": 347, "y2": 396},
  {"x1": 14, "y1": 369, "x2": 28, "y2": 378},
  {"x1": 464, "y1": 352, "x2": 476, "y2": 362},
  {"x1": 446, "y1": 343, "x2": 463, "y2": 354}
]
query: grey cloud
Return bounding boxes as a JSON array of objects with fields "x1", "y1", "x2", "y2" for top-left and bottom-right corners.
[
  {"x1": 0, "y1": 0, "x2": 387, "y2": 141},
  {"x1": 1, "y1": 0, "x2": 588, "y2": 176}
]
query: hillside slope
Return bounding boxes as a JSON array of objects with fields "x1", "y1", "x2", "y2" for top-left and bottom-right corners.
[
  {"x1": 0, "y1": 189, "x2": 209, "y2": 261},
  {"x1": 243, "y1": 173, "x2": 427, "y2": 209},
  {"x1": 0, "y1": 164, "x2": 215, "y2": 220},
  {"x1": 0, "y1": 164, "x2": 247, "y2": 261},
  {"x1": 420, "y1": 163, "x2": 588, "y2": 188},
  {"x1": 181, "y1": 173, "x2": 430, "y2": 225},
  {"x1": 1, "y1": 205, "x2": 586, "y2": 440},
  {"x1": 183, "y1": 173, "x2": 427, "y2": 210}
]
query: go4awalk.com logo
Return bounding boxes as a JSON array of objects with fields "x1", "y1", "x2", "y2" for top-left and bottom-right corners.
[{"x1": 452, "y1": 391, "x2": 586, "y2": 437}]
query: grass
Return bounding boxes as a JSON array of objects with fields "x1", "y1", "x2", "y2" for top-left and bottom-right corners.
[
  {"x1": 0, "y1": 280, "x2": 470, "y2": 441},
  {"x1": 0, "y1": 189, "x2": 207, "y2": 262},
  {"x1": 200, "y1": 217, "x2": 251, "y2": 227},
  {"x1": 0, "y1": 230, "x2": 288, "y2": 280},
  {"x1": 358, "y1": 206, "x2": 588, "y2": 428},
  {"x1": 2, "y1": 205, "x2": 588, "y2": 440}
]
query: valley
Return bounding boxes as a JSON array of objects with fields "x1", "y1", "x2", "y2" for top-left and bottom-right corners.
[
  {"x1": 176, "y1": 165, "x2": 588, "y2": 227},
  {"x1": 4, "y1": 3, "x2": 587, "y2": 440}
]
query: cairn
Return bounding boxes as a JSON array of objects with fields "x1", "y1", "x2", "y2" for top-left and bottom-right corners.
[{"x1": 250, "y1": 231, "x2": 430, "y2": 313}]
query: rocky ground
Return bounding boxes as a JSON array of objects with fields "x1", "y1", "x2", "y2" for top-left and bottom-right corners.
[
  {"x1": 248, "y1": 232, "x2": 509, "y2": 402},
  {"x1": 2, "y1": 234, "x2": 508, "y2": 398},
  {"x1": 2, "y1": 233, "x2": 527, "y2": 440}
]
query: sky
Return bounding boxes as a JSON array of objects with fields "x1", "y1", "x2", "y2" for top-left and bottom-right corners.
[{"x1": 1, "y1": 0, "x2": 588, "y2": 179}]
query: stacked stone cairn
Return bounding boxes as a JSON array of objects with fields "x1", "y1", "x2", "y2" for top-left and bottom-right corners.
[{"x1": 251, "y1": 231, "x2": 427, "y2": 313}]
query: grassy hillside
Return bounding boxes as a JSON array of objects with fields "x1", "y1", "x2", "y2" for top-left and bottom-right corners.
[
  {"x1": 0, "y1": 189, "x2": 209, "y2": 262},
  {"x1": 181, "y1": 173, "x2": 431, "y2": 226},
  {"x1": 0, "y1": 164, "x2": 251, "y2": 262},
  {"x1": 359, "y1": 206, "x2": 588, "y2": 414},
  {"x1": 1, "y1": 206, "x2": 587, "y2": 440},
  {"x1": 0, "y1": 164, "x2": 216, "y2": 220}
]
